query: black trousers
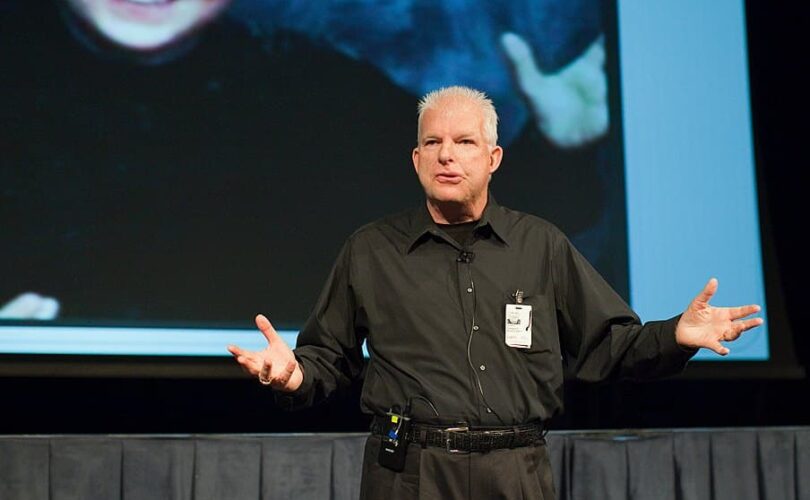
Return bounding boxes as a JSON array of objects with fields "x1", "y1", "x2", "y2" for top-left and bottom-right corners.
[{"x1": 359, "y1": 435, "x2": 556, "y2": 500}]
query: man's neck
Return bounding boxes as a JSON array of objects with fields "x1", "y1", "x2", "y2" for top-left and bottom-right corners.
[{"x1": 426, "y1": 195, "x2": 487, "y2": 224}]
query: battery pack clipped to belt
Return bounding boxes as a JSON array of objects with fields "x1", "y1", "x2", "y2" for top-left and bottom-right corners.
[{"x1": 377, "y1": 407, "x2": 411, "y2": 472}]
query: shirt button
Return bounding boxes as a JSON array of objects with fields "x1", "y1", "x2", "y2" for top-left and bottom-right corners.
[
  {"x1": 466, "y1": 287, "x2": 473, "y2": 293},
  {"x1": 479, "y1": 364, "x2": 486, "y2": 371},
  {"x1": 486, "y1": 408, "x2": 492, "y2": 413},
  {"x1": 472, "y1": 325, "x2": 479, "y2": 331}
]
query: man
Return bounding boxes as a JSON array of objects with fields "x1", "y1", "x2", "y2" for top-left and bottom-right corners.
[{"x1": 230, "y1": 86, "x2": 761, "y2": 499}]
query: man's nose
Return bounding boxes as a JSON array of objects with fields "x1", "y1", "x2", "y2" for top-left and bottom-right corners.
[{"x1": 438, "y1": 141, "x2": 454, "y2": 163}]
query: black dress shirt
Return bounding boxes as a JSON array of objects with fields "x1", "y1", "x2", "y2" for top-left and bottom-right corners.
[{"x1": 280, "y1": 197, "x2": 695, "y2": 425}]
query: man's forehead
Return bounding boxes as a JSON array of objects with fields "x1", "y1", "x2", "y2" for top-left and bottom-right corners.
[
  {"x1": 421, "y1": 98, "x2": 484, "y2": 133},
  {"x1": 429, "y1": 95, "x2": 480, "y2": 115}
]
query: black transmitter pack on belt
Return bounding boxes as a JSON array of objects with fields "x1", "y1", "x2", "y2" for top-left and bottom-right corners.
[{"x1": 377, "y1": 409, "x2": 411, "y2": 472}]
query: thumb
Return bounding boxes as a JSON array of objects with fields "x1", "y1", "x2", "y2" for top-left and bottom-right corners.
[
  {"x1": 501, "y1": 32, "x2": 546, "y2": 83},
  {"x1": 693, "y1": 278, "x2": 718, "y2": 307},
  {"x1": 255, "y1": 314, "x2": 282, "y2": 344}
]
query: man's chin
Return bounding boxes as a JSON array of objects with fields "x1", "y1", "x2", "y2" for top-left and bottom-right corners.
[
  {"x1": 97, "y1": 28, "x2": 182, "y2": 51},
  {"x1": 427, "y1": 186, "x2": 467, "y2": 203},
  {"x1": 429, "y1": 195, "x2": 465, "y2": 207}
]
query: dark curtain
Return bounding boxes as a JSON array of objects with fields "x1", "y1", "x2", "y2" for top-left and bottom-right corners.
[{"x1": 1, "y1": 429, "x2": 807, "y2": 499}]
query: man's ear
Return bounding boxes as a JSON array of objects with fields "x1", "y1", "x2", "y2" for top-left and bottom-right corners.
[{"x1": 489, "y1": 145, "x2": 503, "y2": 174}]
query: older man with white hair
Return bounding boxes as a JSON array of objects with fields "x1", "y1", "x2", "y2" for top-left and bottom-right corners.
[{"x1": 230, "y1": 86, "x2": 762, "y2": 499}]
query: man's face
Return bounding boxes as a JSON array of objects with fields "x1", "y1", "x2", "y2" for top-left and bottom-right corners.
[
  {"x1": 412, "y1": 97, "x2": 503, "y2": 209},
  {"x1": 65, "y1": 0, "x2": 232, "y2": 52}
]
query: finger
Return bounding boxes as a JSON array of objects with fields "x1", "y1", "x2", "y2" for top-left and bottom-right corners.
[
  {"x1": 501, "y1": 32, "x2": 545, "y2": 82},
  {"x1": 708, "y1": 340, "x2": 730, "y2": 356},
  {"x1": 581, "y1": 36, "x2": 605, "y2": 67},
  {"x1": 570, "y1": 61, "x2": 607, "y2": 105},
  {"x1": 236, "y1": 354, "x2": 265, "y2": 375},
  {"x1": 565, "y1": 39, "x2": 608, "y2": 104},
  {"x1": 271, "y1": 359, "x2": 297, "y2": 390},
  {"x1": 33, "y1": 297, "x2": 60, "y2": 320},
  {"x1": 229, "y1": 346, "x2": 258, "y2": 367},
  {"x1": 727, "y1": 304, "x2": 761, "y2": 320},
  {"x1": 255, "y1": 314, "x2": 282, "y2": 344},
  {"x1": 235, "y1": 355, "x2": 250, "y2": 369},
  {"x1": 234, "y1": 355, "x2": 247, "y2": 369},
  {"x1": 693, "y1": 278, "x2": 718, "y2": 306},
  {"x1": 0, "y1": 292, "x2": 42, "y2": 319},
  {"x1": 259, "y1": 359, "x2": 271, "y2": 381},
  {"x1": 250, "y1": 354, "x2": 268, "y2": 374},
  {"x1": 731, "y1": 317, "x2": 764, "y2": 338}
]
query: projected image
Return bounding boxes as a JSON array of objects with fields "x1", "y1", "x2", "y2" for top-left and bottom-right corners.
[{"x1": 1, "y1": 0, "x2": 622, "y2": 333}]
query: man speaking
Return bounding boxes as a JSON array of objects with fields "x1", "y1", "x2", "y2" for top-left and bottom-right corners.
[{"x1": 228, "y1": 86, "x2": 762, "y2": 499}]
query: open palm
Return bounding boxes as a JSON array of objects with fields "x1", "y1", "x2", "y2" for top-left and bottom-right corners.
[{"x1": 675, "y1": 278, "x2": 763, "y2": 355}]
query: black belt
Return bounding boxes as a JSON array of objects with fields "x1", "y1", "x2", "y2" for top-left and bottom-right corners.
[{"x1": 371, "y1": 417, "x2": 546, "y2": 453}]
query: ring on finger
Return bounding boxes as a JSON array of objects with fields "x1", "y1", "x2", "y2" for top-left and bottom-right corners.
[{"x1": 259, "y1": 363, "x2": 272, "y2": 385}]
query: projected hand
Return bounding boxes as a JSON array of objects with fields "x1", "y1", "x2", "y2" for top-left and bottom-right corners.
[
  {"x1": 675, "y1": 279, "x2": 764, "y2": 355},
  {"x1": 501, "y1": 33, "x2": 608, "y2": 148},
  {"x1": 227, "y1": 314, "x2": 303, "y2": 391},
  {"x1": 0, "y1": 292, "x2": 60, "y2": 320}
]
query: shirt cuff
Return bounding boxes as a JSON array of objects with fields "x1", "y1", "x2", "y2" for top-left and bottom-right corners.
[{"x1": 660, "y1": 314, "x2": 698, "y2": 361}]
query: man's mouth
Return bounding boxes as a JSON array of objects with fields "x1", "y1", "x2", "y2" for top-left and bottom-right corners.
[
  {"x1": 436, "y1": 173, "x2": 463, "y2": 184},
  {"x1": 104, "y1": 0, "x2": 179, "y2": 25}
]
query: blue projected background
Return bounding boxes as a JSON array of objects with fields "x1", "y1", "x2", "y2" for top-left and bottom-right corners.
[{"x1": 619, "y1": 0, "x2": 767, "y2": 360}]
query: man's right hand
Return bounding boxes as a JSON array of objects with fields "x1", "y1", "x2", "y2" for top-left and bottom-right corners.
[
  {"x1": 227, "y1": 314, "x2": 303, "y2": 392},
  {"x1": 501, "y1": 32, "x2": 608, "y2": 148}
]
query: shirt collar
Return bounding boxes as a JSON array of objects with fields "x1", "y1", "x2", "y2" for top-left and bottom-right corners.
[{"x1": 405, "y1": 193, "x2": 510, "y2": 253}]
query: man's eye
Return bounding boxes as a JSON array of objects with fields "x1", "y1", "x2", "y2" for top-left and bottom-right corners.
[
  {"x1": 460, "y1": 139, "x2": 475, "y2": 145},
  {"x1": 424, "y1": 140, "x2": 438, "y2": 146}
]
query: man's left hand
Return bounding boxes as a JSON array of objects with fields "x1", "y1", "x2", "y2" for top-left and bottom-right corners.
[{"x1": 675, "y1": 278, "x2": 764, "y2": 355}]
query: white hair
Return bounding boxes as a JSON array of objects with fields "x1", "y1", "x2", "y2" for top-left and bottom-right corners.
[{"x1": 416, "y1": 86, "x2": 499, "y2": 146}]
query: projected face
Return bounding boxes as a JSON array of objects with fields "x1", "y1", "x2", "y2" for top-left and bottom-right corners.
[
  {"x1": 412, "y1": 97, "x2": 503, "y2": 211},
  {"x1": 65, "y1": 0, "x2": 232, "y2": 51}
]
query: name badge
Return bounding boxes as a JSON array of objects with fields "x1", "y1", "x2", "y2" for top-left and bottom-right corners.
[{"x1": 505, "y1": 304, "x2": 532, "y2": 348}]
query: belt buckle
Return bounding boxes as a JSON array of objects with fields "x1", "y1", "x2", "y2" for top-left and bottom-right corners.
[{"x1": 444, "y1": 425, "x2": 470, "y2": 454}]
